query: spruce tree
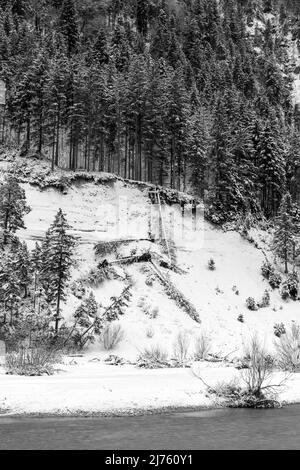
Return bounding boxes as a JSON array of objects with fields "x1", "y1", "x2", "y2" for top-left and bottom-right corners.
[
  {"x1": 273, "y1": 193, "x2": 297, "y2": 274},
  {"x1": 40, "y1": 209, "x2": 75, "y2": 333},
  {"x1": 74, "y1": 292, "x2": 98, "y2": 326},
  {"x1": 16, "y1": 241, "x2": 32, "y2": 298},
  {"x1": 59, "y1": 0, "x2": 79, "y2": 56},
  {"x1": 0, "y1": 177, "x2": 31, "y2": 245}
]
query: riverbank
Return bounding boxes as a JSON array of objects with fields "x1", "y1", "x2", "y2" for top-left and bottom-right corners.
[{"x1": 1, "y1": 357, "x2": 300, "y2": 417}]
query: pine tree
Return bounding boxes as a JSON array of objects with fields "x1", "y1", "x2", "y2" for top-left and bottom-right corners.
[
  {"x1": 40, "y1": 209, "x2": 75, "y2": 333},
  {"x1": 257, "y1": 124, "x2": 286, "y2": 218},
  {"x1": 136, "y1": 0, "x2": 149, "y2": 37},
  {"x1": 74, "y1": 291, "x2": 98, "y2": 327},
  {"x1": 0, "y1": 251, "x2": 21, "y2": 326},
  {"x1": 92, "y1": 28, "x2": 109, "y2": 65},
  {"x1": 273, "y1": 193, "x2": 297, "y2": 274},
  {"x1": 103, "y1": 285, "x2": 132, "y2": 322},
  {"x1": 31, "y1": 242, "x2": 42, "y2": 311},
  {"x1": 16, "y1": 241, "x2": 32, "y2": 298},
  {"x1": 59, "y1": 0, "x2": 79, "y2": 56},
  {"x1": 0, "y1": 177, "x2": 31, "y2": 245}
]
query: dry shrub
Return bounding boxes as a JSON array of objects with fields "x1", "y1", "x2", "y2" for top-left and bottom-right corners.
[
  {"x1": 242, "y1": 336, "x2": 273, "y2": 397},
  {"x1": 137, "y1": 345, "x2": 169, "y2": 369},
  {"x1": 5, "y1": 347, "x2": 60, "y2": 376},
  {"x1": 173, "y1": 331, "x2": 191, "y2": 364},
  {"x1": 146, "y1": 326, "x2": 155, "y2": 338},
  {"x1": 275, "y1": 323, "x2": 300, "y2": 371},
  {"x1": 198, "y1": 336, "x2": 281, "y2": 408},
  {"x1": 101, "y1": 323, "x2": 125, "y2": 351},
  {"x1": 194, "y1": 333, "x2": 211, "y2": 360}
]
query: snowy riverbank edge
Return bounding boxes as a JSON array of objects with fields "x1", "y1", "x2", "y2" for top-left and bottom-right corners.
[{"x1": 1, "y1": 362, "x2": 300, "y2": 417}]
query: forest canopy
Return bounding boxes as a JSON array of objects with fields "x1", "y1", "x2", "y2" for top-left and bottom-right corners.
[{"x1": 0, "y1": 0, "x2": 300, "y2": 222}]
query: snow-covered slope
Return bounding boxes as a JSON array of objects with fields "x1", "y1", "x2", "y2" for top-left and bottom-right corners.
[{"x1": 1, "y1": 155, "x2": 299, "y2": 362}]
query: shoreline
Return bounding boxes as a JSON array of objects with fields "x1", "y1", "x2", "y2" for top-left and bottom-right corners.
[
  {"x1": 0, "y1": 404, "x2": 216, "y2": 419},
  {"x1": 1, "y1": 362, "x2": 300, "y2": 419},
  {"x1": 1, "y1": 400, "x2": 300, "y2": 419}
]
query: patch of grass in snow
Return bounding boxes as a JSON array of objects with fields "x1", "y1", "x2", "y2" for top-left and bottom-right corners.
[
  {"x1": 101, "y1": 323, "x2": 125, "y2": 351},
  {"x1": 5, "y1": 347, "x2": 61, "y2": 376},
  {"x1": 194, "y1": 332, "x2": 211, "y2": 361},
  {"x1": 137, "y1": 345, "x2": 170, "y2": 369},
  {"x1": 172, "y1": 331, "x2": 191, "y2": 366}
]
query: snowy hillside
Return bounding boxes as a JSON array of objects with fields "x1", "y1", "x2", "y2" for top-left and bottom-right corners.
[{"x1": 1, "y1": 154, "x2": 299, "y2": 362}]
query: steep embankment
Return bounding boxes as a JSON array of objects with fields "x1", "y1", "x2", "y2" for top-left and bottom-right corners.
[{"x1": 1, "y1": 153, "x2": 299, "y2": 361}]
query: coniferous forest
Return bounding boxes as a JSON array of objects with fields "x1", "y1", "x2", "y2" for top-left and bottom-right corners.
[{"x1": 1, "y1": 0, "x2": 300, "y2": 223}]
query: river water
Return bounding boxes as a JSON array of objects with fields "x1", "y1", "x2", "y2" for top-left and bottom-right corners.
[{"x1": 0, "y1": 406, "x2": 299, "y2": 450}]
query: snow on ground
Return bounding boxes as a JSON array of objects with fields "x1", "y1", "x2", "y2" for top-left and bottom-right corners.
[
  {"x1": 0, "y1": 357, "x2": 300, "y2": 415},
  {"x1": 2, "y1": 157, "x2": 300, "y2": 413},
  {"x1": 3, "y1": 164, "x2": 300, "y2": 359}
]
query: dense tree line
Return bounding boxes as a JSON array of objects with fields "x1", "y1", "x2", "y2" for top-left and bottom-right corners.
[
  {"x1": 0, "y1": 177, "x2": 75, "y2": 345},
  {"x1": 0, "y1": 176, "x2": 131, "y2": 350},
  {"x1": 1, "y1": 1, "x2": 300, "y2": 221}
]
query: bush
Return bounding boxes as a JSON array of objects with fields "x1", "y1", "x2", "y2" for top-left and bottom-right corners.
[
  {"x1": 5, "y1": 347, "x2": 60, "y2": 376},
  {"x1": 280, "y1": 273, "x2": 299, "y2": 301},
  {"x1": 94, "y1": 240, "x2": 129, "y2": 257},
  {"x1": 246, "y1": 297, "x2": 258, "y2": 311},
  {"x1": 70, "y1": 281, "x2": 86, "y2": 299},
  {"x1": 145, "y1": 274, "x2": 156, "y2": 287},
  {"x1": 101, "y1": 323, "x2": 125, "y2": 351},
  {"x1": 261, "y1": 261, "x2": 273, "y2": 280},
  {"x1": 242, "y1": 336, "x2": 274, "y2": 397},
  {"x1": 208, "y1": 259, "x2": 216, "y2": 271},
  {"x1": 194, "y1": 333, "x2": 211, "y2": 360},
  {"x1": 146, "y1": 326, "x2": 155, "y2": 338},
  {"x1": 82, "y1": 265, "x2": 119, "y2": 288},
  {"x1": 173, "y1": 331, "x2": 191, "y2": 365},
  {"x1": 200, "y1": 338, "x2": 279, "y2": 408},
  {"x1": 269, "y1": 272, "x2": 282, "y2": 289},
  {"x1": 258, "y1": 290, "x2": 270, "y2": 308},
  {"x1": 237, "y1": 314, "x2": 244, "y2": 323},
  {"x1": 137, "y1": 345, "x2": 170, "y2": 369},
  {"x1": 150, "y1": 307, "x2": 159, "y2": 319},
  {"x1": 275, "y1": 323, "x2": 300, "y2": 371},
  {"x1": 273, "y1": 323, "x2": 286, "y2": 338},
  {"x1": 280, "y1": 282, "x2": 290, "y2": 300}
]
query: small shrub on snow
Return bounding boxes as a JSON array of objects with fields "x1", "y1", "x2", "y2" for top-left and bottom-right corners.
[
  {"x1": 101, "y1": 323, "x2": 125, "y2": 351},
  {"x1": 208, "y1": 259, "x2": 216, "y2": 271},
  {"x1": 194, "y1": 333, "x2": 211, "y2": 360},
  {"x1": 70, "y1": 281, "x2": 86, "y2": 299},
  {"x1": 280, "y1": 273, "x2": 299, "y2": 301},
  {"x1": 82, "y1": 265, "x2": 119, "y2": 287},
  {"x1": 237, "y1": 314, "x2": 244, "y2": 323},
  {"x1": 257, "y1": 290, "x2": 270, "y2": 308},
  {"x1": 137, "y1": 345, "x2": 170, "y2": 369},
  {"x1": 150, "y1": 306, "x2": 159, "y2": 319},
  {"x1": 275, "y1": 323, "x2": 300, "y2": 371},
  {"x1": 232, "y1": 286, "x2": 239, "y2": 295},
  {"x1": 173, "y1": 331, "x2": 191, "y2": 365},
  {"x1": 215, "y1": 286, "x2": 223, "y2": 294},
  {"x1": 145, "y1": 275, "x2": 155, "y2": 287},
  {"x1": 261, "y1": 261, "x2": 273, "y2": 280},
  {"x1": 146, "y1": 326, "x2": 155, "y2": 338},
  {"x1": 246, "y1": 297, "x2": 258, "y2": 311},
  {"x1": 269, "y1": 272, "x2": 282, "y2": 289},
  {"x1": 273, "y1": 323, "x2": 286, "y2": 338},
  {"x1": 280, "y1": 282, "x2": 290, "y2": 301}
]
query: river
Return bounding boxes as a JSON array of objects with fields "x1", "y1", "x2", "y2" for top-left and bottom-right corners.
[{"x1": 0, "y1": 406, "x2": 299, "y2": 450}]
